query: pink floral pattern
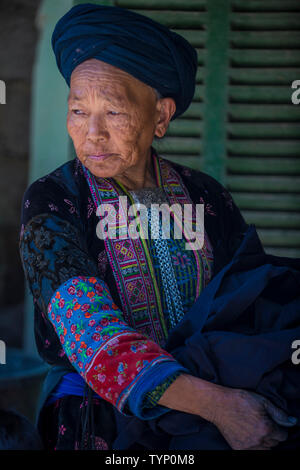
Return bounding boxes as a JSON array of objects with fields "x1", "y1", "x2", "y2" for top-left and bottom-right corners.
[
  {"x1": 48, "y1": 276, "x2": 177, "y2": 413},
  {"x1": 48, "y1": 203, "x2": 59, "y2": 212},
  {"x1": 199, "y1": 196, "x2": 217, "y2": 216},
  {"x1": 87, "y1": 197, "x2": 94, "y2": 218},
  {"x1": 64, "y1": 199, "x2": 79, "y2": 216}
]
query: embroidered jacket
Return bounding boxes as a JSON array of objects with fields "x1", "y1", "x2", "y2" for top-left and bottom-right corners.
[{"x1": 19, "y1": 147, "x2": 247, "y2": 419}]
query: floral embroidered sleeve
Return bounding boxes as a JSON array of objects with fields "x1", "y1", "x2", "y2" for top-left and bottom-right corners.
[
  {"x1": 19, "y1": 177, "x2": 188, "y2": 419},
  {"x1": 48, "y1": 275, "x2": 188, "y2": 419}
]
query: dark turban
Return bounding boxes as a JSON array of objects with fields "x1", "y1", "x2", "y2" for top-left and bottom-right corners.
[{"x1": 51, "y1": 3, "x2": 198, "y2": 120}]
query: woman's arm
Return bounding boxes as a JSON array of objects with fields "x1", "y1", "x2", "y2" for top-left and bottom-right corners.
[
  {"x1": 158, "y1": 373, "x2": 222, "y2": 422},
  {"x1": 19, "y1": 176, "x2": 188, "y2": 419},
  {"x1": 47, "y1": 273, "x2": 189, "y2": 418},
  {"x1": 158, "y1": 373, "x2": 295, "y2": 450}
]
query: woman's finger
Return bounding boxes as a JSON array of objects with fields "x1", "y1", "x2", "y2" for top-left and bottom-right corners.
[
  {"x1": 269, "y1": 427, "x2": 289, "y2": 442},
  {"x1": 261, "y1": 439, "x2": 281, "y2": 448},
  {"x1": 263, "y1": 399, "x2": 297, "y2": 428}
]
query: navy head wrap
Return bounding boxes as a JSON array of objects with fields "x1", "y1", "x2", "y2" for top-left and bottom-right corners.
[{"x1": 51, "y1": 3, "x2": 198, "y2": 120}]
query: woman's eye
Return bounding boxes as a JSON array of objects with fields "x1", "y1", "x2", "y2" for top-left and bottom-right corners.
[
  {"x1": 72, "y1": 109, "x2": 84, "y2": 115},
  {"x1": 108, "y1": 111, "x2": 121, "y2": 116}
]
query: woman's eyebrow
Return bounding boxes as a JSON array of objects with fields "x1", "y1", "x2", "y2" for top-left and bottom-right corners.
[
  {"x1": 67, "y1": 91, "x2": 127, "y2": 106},
  {"x1": 102, "y1": 91, "x2": 127, "y2": 106},
  {"x1": 67, "y1": 94, "x2": 83, "y2": 103}
]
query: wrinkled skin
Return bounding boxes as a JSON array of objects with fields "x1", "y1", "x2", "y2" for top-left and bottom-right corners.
[
  {"x1": 212, "y1": 389, "x2": 294, "y2": 450},
  {"x1": 67, "y1": 58, "x2": 176, "y2": 189},
  {"x1": 159, "y1": 374, "x2": 296, "y2": 450}
]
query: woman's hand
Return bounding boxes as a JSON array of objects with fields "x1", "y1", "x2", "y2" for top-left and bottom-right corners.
[
  {"x1": 158, "y1": 374, "x2": 297, "y2": 450},
  {"x1": 212, "y1": 388, "x2": 296, "y2": 450}
]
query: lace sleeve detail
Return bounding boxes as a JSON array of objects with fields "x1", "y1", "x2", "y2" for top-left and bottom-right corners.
[{"x1": 19, "y1": 214, "x2": 99, "y2": 314}]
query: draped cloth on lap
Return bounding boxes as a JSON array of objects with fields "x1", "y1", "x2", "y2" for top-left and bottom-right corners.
[{"x1": 111, "y1": 225, "x2": 300, "y2": 450}]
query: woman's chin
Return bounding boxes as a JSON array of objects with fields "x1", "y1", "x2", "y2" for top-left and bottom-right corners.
[{"x1": 84, "y1": 158, "x2": 122, "y2": 178}]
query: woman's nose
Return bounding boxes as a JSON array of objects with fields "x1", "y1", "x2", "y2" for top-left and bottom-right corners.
[{"x1": 87, "y1": 115, "x2": 109, "y2": 141}]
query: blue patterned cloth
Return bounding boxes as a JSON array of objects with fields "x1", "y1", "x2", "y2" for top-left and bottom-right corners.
[{"x1": 148, "y1": 208, "x2": 190, "y2": 329}]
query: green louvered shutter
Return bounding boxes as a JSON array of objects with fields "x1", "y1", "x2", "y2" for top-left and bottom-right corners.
[
  {"x1": 226, "y1": 0, "x2": 300, "y2": 257},
  {"x1": 115, "y1": 0, "x2": 300, "y2": 258}
]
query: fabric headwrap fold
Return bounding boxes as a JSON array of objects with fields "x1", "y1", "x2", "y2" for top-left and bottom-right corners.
[{"x1": 51, "y1": 3, "x2": 198, "y2": 120}]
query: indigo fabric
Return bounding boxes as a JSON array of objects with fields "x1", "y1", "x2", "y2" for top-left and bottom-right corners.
[
  {"x1": 51, "y1": 3, "x2": 198, "y2": 119},
  {"x1": 111, "y1": 226, "x2": 300, "y2": 450}
]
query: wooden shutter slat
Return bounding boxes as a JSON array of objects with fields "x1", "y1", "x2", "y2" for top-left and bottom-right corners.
[
  {"x1": 257, "y1": 229, "x2": 300, "y2": 247},
  {"x1": 231, "y1": 13, "x2": 300, "y2": 30},
  {"x1": 229, "y1": 86, "x2": 292, "y2": 103},
  {"x1": 261, "y1": 247, "x2": 300, "y2": 257},
  {"x1": 154, "y1": 137, "x2": 202, "y2": 154},
  {"x1": 241, "y1": 211, "x2": 300, "y2": 229},
  {"x1": 229, "y1": 105, "x2": 300, "y2": 121},
  {"x1": 193, "y1": 84, "x2": 203, "y2": 100},
  {"x1": 227, "y1": 123, "x2": 300, "y2": 139},
  {"x1": 166, "y1": 119, "x2": 202, "y2": 137},
  {"x1": 227, "y1": 175, "x2": 300, "y2": 192},
  {"x1": 227, "y1": 158, "x2": 300, "y2": 174},
  {"x1": 233, "y1": 193, "x2": 300, "y2": 211},
  {"x1": 230, "y1": 68, "x2": 300, "y2": 85},
  {"x1": 130, "y1": 10, "x2": 207, "y2": 27},
  {"x1": 116, "y1": 0, "x2": 206, "y2": 10},
  {"x1": 232, "y1": 0, "x2": 300, "y2": 12},
  {"x1": 181, "y1": 102, "x2": 203, "y2": 119},
  {"x1": 231, "y1": 31, "x2": 300, "y2": 48},
  {"x1": 230, "y1": 49, "x2": 300, "y2": 66},
  {"x1": 172, "y1": 29, "x2": 206, "y2": 47},
  {"x1": 227, "y1": 140, "x2": 300, "y2": 157},
  {"x1": 196, "y1": 50, "x2": 204, "y2": 65},
  {"x1": 163, "y1": 155, "x2": 203, "y2": 170},
  {"x1": 196, "y1": 68, "x2": 203, "y2": 83}
]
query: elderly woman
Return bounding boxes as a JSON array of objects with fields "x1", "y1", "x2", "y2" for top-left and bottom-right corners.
[{"x1": 19, "y1": 4, "x2": 294, "y2": 451}]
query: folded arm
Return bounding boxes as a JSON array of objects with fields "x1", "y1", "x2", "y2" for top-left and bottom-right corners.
[{"x1": 19, "y1": 179, "x2": 188, "y2": 419}]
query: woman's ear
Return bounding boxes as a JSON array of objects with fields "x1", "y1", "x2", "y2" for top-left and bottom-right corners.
[{"x1": 154, "y1": 98, "x2": 176, "y2": 138}]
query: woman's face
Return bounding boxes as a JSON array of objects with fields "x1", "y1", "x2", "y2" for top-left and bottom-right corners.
[{"x1": 67, "y1": 59, "x2": 175, "y2": 181}]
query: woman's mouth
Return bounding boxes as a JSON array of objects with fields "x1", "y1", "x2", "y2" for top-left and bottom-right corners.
[{"x1": 87, "y1": 153, "x2": 115, "y2": 161}]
